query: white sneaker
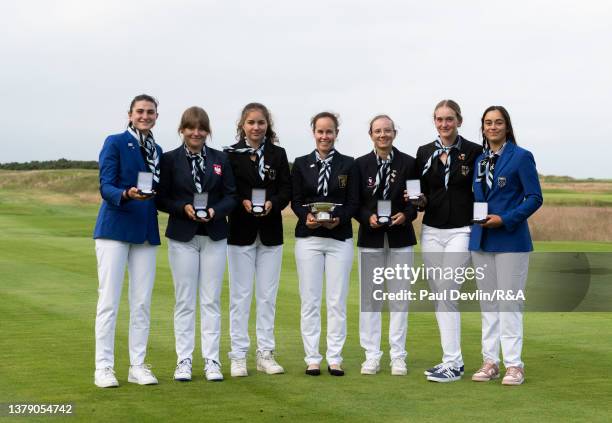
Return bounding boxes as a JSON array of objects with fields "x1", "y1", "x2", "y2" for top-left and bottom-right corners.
[
  {"x1": 361, "y1": 358, "x2": 380, "y2": 375},
  {"x1": 94, "y1": 367, "x2": 119, "y2": 388},
  {"x1": 256, "y1": 351, "x2": 284, "y2": 374},
  {"x1": 231, "y1": 358, "x2": 248, "y2": 377},
  {"x1": 128, "y1": 364, "x2": 158, "y2": 385},
  {"x1": 391, "y1": 358, "x2": 408, "y2": 376},
  {"x1": 205, "y1": 359, "x2": 224, "y2": 382},
  {"x1": 174, "y1": 358, "x2": 192, "y2": 382}
]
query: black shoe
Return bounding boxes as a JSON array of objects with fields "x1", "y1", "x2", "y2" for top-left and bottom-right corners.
[
  {"x1": 305, "y1": 366, "x2": 321, "y2": 376},
  {"x1": 328, "y1": 365, "x2": 345, "y2": 377}
]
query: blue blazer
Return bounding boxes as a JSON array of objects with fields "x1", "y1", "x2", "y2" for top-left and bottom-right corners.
[
  {"x1": 155, "y1": 145, "x2": 237, "y2": 242},
  {"x1": 469, "y1": 142, "x2": 543, "y2": 252},
  {"x1": 93, "y1": 130, "x2": 162, "y2": 245}
]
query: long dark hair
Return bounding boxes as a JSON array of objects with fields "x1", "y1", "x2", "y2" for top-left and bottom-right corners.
[
  {"x1": 235, "y1": 102, "x2": 278, "y2": 143},
  {"x1": 481, "y1": 105, "x2": 517, "y2": 150}
]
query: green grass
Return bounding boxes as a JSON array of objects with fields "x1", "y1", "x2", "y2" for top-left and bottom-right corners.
[{"x1": 1, "y1": 188, "x2": 611, "y2": 422}]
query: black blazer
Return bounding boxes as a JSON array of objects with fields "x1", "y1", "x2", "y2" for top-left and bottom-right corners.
[
  {"x1": 226, "y1": 139, "x2": 291, "y2": 246},
  {"x1": 352, "y1": 147, "x2": 418, "y2": 248},
  {"x1": 291, "y1": 150, "x2": 358, "y2": 241},
  {"x1": 155, "y1": 145, "x2": 237, "y2": 242},
  {"x1": 415, "y1": 136, "x2": 481, "y2": 229}
]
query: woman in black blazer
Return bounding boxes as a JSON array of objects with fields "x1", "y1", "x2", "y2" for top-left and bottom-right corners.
[
  {"x1": 352, "y1": 114, "x2": 418, "y2": 376},
  {"x1": 156, "y1": 106, "x2": 237, "y2": 382},
  {"x1": 415, "y1": 100, "x2": 481, "y2": 383},
  {"x1": 291, "y1": 112, "x2": 358, "y2": 376},
  {"x1": 223, "y1": 103, "x2": 291, "y2": 377}
]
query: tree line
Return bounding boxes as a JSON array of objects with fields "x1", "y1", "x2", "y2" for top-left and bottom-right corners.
[{"x1": 0, "y1": 158, "x2": 98, "y2": 170}]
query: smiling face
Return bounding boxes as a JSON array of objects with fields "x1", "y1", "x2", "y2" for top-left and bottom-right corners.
[
  {"x1": 482, "y1": 109, "x2": 508, "y2": 145},
  {"x1": 242, "y1": 109, "x2": 268, "y2": 145},
  {"x1": 313, "y1": 116, "x2": 338, "y2": 156},
  {"x1": 434, "y1": 105, "x2": 461, "y2": 144},
  {"x1": 182, "y1": 126, "x2": 208, "y2": 152},
  {"x1": 369, "y1": 117, "x2": 396, "y2": 152},
  {"x1": 128, "y1": 100, "x2": 158, "y2": 133}
]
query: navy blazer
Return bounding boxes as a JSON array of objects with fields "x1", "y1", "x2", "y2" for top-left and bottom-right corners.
[
  {"x1": 155, "y1": 145, "x2": 237, "y2": 242},
  {"x1": 291, "y1": 150, "x2": 358, "y2": 241},
  {"x1": 469, "y1": 142, "x2": 543, "y2": 252},
  {"x1": 226, "y1": 139, "x2": 292, "y2": 246},
  {"x1": 352, "y1": 147, "x2": 418, "y2": 248},
  {"x1": 93, "y1": 130, "x2": 162, "y2": 245},
  {"x1": 416, "y1": 136, "x2": 482, "y2": 228}
]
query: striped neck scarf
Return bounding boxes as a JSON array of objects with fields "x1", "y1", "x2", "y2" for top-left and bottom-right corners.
[
  {"x1": 477, "y1": 142, "x2": 507, "y2": 193},
  {"x1": 421, "y1": 136, "x2": 462, "y2": 190},
  {"x1": 374, "y1": 149, "x2": 394, "y2": 200},
  {"x1": 184, "y1": 145, "x2": 206, "y2": 193},
  {"x1": 128, "y1": 123, "x2": 160, "y2": 183},
  {"x1": 316, "y1": 149, "x2": 335, "y2": 196},
  {"x1": 224, "y1": 140, "x2": 266, "y2": 180}
]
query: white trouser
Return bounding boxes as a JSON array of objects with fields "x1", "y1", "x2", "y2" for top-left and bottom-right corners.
[
  {"x1": 359, "y1": 237, "x2": 413, "y2": 361},
  {"x1": 421, "y1": 224, "x2": 471, "y2": 368},
  {"x1": 295, "y1": 236, "x2": 353, "y2": 366},
  {"x1": 471, "y1": 251, "x2": 529, "y2": 368},
  {"x1": 168, "y1": 236, "x2": 227, "y2": 364},
  {"x1": 94, "y1": 239, "x2": 157, "y2": 369},
  {"x1": 227, "y1": 237, "x2": 283, "y2": 359}
]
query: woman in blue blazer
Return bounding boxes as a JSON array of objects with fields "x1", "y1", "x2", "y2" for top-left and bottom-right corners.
[
  {"x1": 93, "y1": 94, "x2": 163, "y2": 388},
  {"x1": 469, "y1": 106, "x2": 543, "y2": 386},
  {"x1": 156, "y1": 106, "x2": 237, "y2": 382}
]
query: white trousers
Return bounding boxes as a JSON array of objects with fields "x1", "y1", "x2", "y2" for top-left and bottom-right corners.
[
  {"x1": 295, "y1": 236, "x2": 353, "y2": 366},
  {"x1": 359, "y1": 238, "x2": 413, "y2": 361},
  {"x1": 227, "y1": 237, "x2": 283, "y2": 359},
  {"x1": 168, "y1": 236, "x2": 227, "y2": 364},
  {"x1": 421, "y1": 224, "x2": 471, "y2": 367},
  {"x1": 471, "y1": 251, "x2": 529, "y2": 368},
  {"x1": 94, "y1": 239, "x2": 157, "y2": 369}
]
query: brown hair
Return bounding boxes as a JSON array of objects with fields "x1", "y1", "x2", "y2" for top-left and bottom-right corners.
[
  {"x1": 236, "y1": 102, "x2": 278, "y2": 143},
  {"x1": 433, "y1": 99, "x2": 462, "y2": 124},
  {"x1": 368, "y1": 114, "x2": 396, "y2": 134},
  {"x1": 129, "y1": 94, "x2": 158, "y2": 113},
  {"x1": 178, "y1": 107, "x2": 211, "y2": 138},
  {"x1": 311, "y1": 111, "x2": 340, "y2": 132}
]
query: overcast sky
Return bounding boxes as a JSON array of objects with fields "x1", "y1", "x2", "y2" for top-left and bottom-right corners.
[{"x1": 1, "y1": 0, "x2": 610, "y2": 178}]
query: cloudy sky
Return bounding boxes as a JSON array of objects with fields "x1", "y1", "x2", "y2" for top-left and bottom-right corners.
[{"x1": 1, "y1": 0, "x2": 610, "y2": 178}]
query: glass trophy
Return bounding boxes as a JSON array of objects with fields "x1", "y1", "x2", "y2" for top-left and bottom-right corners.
[
  {"x1": 405, "y1": 179, "x2": 421, "y2": 203},
  {"x1": 194, "y1": 192, "x2": 209, "y2": 220},
  {"x1": 251, "y1": 188, "x2": 266, "y2": 216},
  {"x1": 137, "y1": 172, "x2": 154, "y2": 196},
  {"x1": 377, "y1": 200, "x2": 392, "y2": 225},
  {"x1": 472, "y1": 202, "x2": 489, "y2": 224},
  {"x1": 303, "y1": 202, "x2": 341, "y2": 223}
]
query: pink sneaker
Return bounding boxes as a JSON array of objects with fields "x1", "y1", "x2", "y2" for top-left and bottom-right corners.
[
  {"x1": 502, "y1": 366, "x2": 525, "y2": 386},
  {"x1": 472, "y1": 361, "x2": 500, "y2": 382}
]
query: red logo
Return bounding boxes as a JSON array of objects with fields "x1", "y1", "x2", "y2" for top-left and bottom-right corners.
[{"x1": 213, "y1": 164, "x2": 222, "y2": 175}]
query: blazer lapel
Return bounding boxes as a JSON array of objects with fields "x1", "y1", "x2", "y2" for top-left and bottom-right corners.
[
  {"x1": 201, "y1": 145, "x2": 215, "y2": 192},
  {"x1": 125, "y1": 131, "x2": 147, "y2": 171},
  {"x1": 485, "y1": 142, "x2": 514, "y2": 198}
]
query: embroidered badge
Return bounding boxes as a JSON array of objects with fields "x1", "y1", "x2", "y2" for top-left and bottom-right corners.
[
  {"x1": 458, "y1": 153, "x2": 466, "y2": 161},
  {"x1": 268, "y1": 168, "x2": 276, "y2": 180},
  {"x1": 338, "y1": 174, "x2": 347, "y2": 188},
  {"x1": 497, "y1": 176, "x2": 506, "y2": 188},
  {"x1": 214, "y1": 164, "x2": 222, "y2": 175},
  {"x1": 461, "y1": 165, "x2": 470, "y2": 176},
  {"x1": 367, "y1": 176, "x2": 374, "y2": 187}
]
